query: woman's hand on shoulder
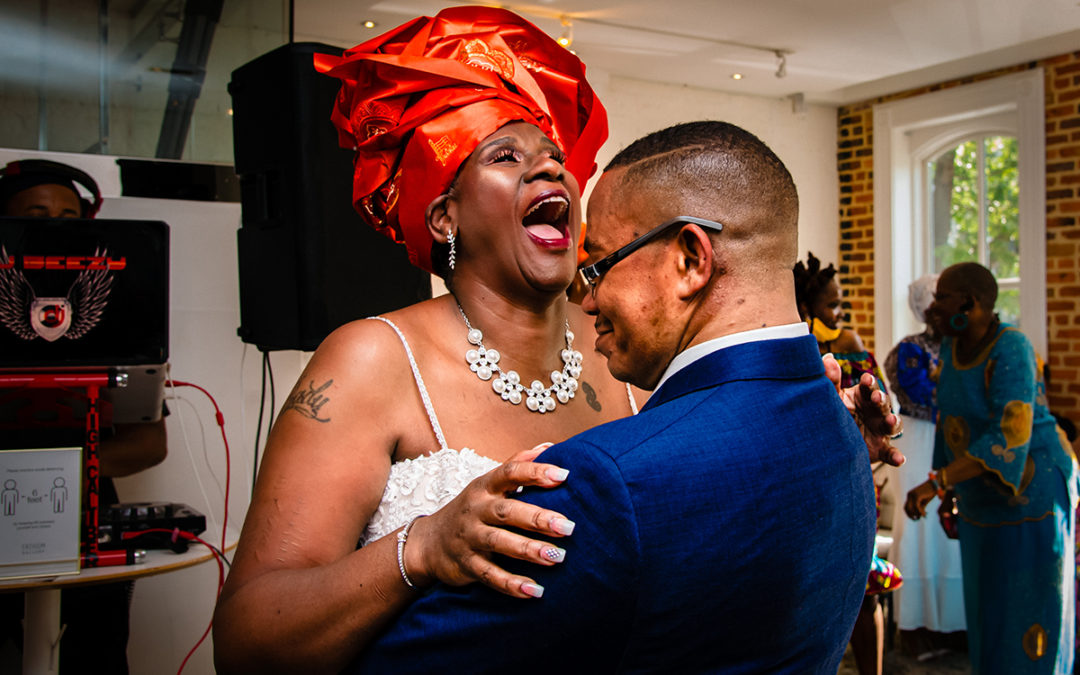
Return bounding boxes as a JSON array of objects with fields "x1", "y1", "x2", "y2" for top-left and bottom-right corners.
[{"x1": 405, "y1": 443, "x2": 576, "y2": 598}]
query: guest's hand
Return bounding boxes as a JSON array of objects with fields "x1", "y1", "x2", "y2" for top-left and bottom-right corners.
[
  {"x1": 903, "y1": 480, "x2": 937, "y2": 520},
  {"x1": 406, "y1": 443, "x2": 573, "y2": 599},
  {"x1": 824, "y1": 355, "x2": 905, "y2": 467}
]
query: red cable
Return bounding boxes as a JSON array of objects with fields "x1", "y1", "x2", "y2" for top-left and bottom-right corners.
[
  {"x1": 166, "y1": 380, "x2": 230, "y2": 555},
  {"x1": 161, "y1": 379, "x2": 231, "y2": 673},
  {"x1": 135, "y1": 528, "x2": 226, "y2": 675}
]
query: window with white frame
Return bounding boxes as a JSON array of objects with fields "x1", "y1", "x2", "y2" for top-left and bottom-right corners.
[{"x1": 872, "y1": 69, "x2": 1046, "y2": 358}]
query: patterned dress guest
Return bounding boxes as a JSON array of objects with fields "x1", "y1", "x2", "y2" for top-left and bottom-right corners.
[
  {"x1": 905, "y1": 262, "x2": 1078, "y2": 674},
  {"x1": 884, "y1": 274, "x2": 966, "y2": 642}
]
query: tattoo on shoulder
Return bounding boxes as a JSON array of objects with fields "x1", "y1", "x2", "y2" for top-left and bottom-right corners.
[
  {"x1": 284, "y1": 379, "x2": 333, "y2": 423},
  {"x1": 581, "y1": 380, "x2": 602, "y2": 412}
]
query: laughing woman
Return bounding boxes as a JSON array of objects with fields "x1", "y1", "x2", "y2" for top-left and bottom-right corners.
[
  {"x1": 212, "y1": 9, "x2": 638, "y2": 673},
  {"x1": 905, "y1": 262, "x2": 1078, "y2": 674}
]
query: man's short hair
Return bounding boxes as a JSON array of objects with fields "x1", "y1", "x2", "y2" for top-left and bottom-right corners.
[{"x1": 603, "y1": 121, "x2": 798, "y2": 254}]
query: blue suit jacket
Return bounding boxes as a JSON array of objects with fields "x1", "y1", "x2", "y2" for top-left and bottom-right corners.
[{"x1": 349, "y1": 335, "x2": 876, "y2": 674}]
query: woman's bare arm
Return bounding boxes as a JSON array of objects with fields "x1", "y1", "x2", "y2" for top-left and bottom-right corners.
[
  {"x1": 213, "y1": 321, "x2": 413, "y2": 673},
  {"x1": 213, "y1": 319, "x2": 576, "y2": 674}
]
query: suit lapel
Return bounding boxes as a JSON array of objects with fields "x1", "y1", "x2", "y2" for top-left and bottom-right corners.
[{"x1": 641, "y1": 335, "x2": 824, "y2": 412}]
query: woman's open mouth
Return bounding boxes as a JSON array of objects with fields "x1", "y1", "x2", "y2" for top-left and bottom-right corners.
[{"x1": 522, "y1": 191, "x2": 571, "y2": 249}]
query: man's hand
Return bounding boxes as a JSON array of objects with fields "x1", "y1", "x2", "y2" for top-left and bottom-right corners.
[
  {"x1": 903, "y1": 480, "x2": 938, "y2": 520},
  {"x1": 823, "y1": 354, "x2": 905, "y2": 467}
]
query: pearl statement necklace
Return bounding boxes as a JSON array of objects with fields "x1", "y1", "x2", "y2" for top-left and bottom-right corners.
[{"x1": 457, "y1": 304, "x2": 583, "y2": 413}]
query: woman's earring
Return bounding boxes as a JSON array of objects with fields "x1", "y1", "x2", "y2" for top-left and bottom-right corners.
[
  {"x1": 949, "y1": 312, "x2": 969, "y2": 331},
  {"x1": 447, "y1": 230, "x2": 456, "y2": 270}
]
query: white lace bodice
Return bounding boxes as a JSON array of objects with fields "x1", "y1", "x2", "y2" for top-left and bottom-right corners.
[
  {"x1": 359, "y1": 447, "x2": 499, "y2": 545},
  {"x1": 360, "y1": 317, "x2": 502, "y2": 546}
]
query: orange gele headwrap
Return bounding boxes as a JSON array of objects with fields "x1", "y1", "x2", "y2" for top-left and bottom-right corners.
[{"x1": 315, "y1": 6, "x2": 608, "y2": 273}]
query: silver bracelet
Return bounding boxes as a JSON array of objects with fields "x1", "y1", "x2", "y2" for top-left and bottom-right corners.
[{"x1": 396, "y1": 516, "x2": 422, "y2": 589}]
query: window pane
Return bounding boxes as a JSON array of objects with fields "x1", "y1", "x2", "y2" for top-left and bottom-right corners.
[
  {"x1": 0, "y1": 1, "x2": 287, "y2": 161},
  {"x1": 928, "y1": 140, "x2": 979, "y2": 272},
  {"x1": 985, "y1": 136, "x2": 1020, "y2": 279},
  {"x1": 996, "y1": 287, "x2": 1020, "y2": 326}
]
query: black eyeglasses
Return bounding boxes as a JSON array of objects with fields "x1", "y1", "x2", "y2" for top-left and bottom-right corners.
[{"x1": 577, "y1": 216, "x2": 725, "y2": 295}]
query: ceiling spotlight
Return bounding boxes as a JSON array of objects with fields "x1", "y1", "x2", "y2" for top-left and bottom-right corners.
[
  {"x1": 775, "y1": 50, "x2": 787, "y2": 79},
  {"x1": 557, "y1": 16, "x2": 573, "y2": 48},
  {"x1": 362, "y1": 20, "x2": 377, "y2": 29},
  {"x1": 731, "y1": 73, "x2": 743, "y2": 80}
]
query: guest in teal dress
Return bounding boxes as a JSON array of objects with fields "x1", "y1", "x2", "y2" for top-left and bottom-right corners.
[
  {"x1": 905, "y1": 262, "x2": 1078, "y2": 674},
  {"x1": 795, "y1": 252, "x2": 900, "y2": 675}
]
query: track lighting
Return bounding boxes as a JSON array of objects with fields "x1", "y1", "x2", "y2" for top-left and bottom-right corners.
[{"x1": 558, "y1": 16, "x2": 573, "y2": 48}]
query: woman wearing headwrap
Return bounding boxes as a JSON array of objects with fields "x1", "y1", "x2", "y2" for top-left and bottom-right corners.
[
  {"x1": 884, "y1": 274, "x2": 966, "y2": 648},
  {"x1": 905, "y1": 262, "x2": 1078, "y2": 674},
  {"x1": 213, "y1": 8, "x2": 636, "y2": 673}
]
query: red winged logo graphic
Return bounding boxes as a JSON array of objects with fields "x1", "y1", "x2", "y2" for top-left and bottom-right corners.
[{"x1": 0, "y1": 245, "x2": 115, "y2": 342}]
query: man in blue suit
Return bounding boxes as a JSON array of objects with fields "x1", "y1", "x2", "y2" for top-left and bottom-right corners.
[{"x1": 351, "y1": 121, "x2": 877, "y2": 673}]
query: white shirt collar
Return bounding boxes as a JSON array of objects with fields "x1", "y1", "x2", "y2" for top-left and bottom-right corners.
[{"x1": 650, "y1": 322, "x2": 809, "y2": 396}]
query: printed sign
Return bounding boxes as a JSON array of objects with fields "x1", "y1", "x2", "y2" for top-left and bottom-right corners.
[{"x1": 0, "y1": 447, "x2": 82, "y2": 579}]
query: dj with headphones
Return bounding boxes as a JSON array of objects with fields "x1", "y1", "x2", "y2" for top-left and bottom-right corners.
[
  {"x1": 0, "y1": 158, "x2": 166, "y2": 675},
  {"x1": 0, "y1": 159, "x2": 103, "y2": 219}
]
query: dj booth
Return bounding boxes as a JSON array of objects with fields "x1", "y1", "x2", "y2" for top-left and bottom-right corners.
[{"x1": 0, "y1": 216, "x2": 170, "y2": 576}]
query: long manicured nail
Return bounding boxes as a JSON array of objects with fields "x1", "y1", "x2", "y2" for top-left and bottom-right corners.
[
  {"x1": 546, "y1": 467, "x2": 569, "y2": 482},
  {"x1": 521, "y1": 582, "x2": 544, "y2": 598},
  {"x1": 550, "y1": 517, "x2": 575, "y2": 535},
  {"x1": 542, "y1": 546, "x2": 566, "y2": 563}
]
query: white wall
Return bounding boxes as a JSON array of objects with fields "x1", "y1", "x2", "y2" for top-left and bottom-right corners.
[
  {"x1": 1, "y1": 78, "x2": 838, "y2": 673},
  {"x1": 587, "y1": 73, "x2": 840, "y2": 263}
]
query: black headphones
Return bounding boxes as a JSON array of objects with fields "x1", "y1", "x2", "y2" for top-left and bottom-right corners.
[{"x1": 0, "y1": 159, "x2": 103, "y2": 218}]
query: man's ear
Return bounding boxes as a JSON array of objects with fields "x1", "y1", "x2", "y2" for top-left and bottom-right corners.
[
  {"x1": 426, "y1": 193, "x2": 454, "y2": 244},
  {"x1": 673, "y1": 224, "x2": 715, "y2": 300}
]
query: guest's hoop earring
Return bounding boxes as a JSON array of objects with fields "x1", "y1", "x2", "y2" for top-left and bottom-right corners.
[
  {"x1": 949, "y1": 312, "x2": 969, "y2": 331},
  {"x1": 447, "y1": 230, "x2": 456, "y2": 270}
]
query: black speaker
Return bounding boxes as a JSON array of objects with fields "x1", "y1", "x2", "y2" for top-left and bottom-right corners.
[{"x1": 229, "y1": 42, "x2": 431, "y2": 352}]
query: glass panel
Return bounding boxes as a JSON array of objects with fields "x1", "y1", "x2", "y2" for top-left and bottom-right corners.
[
  {"x1": 928, "y1": 140, "x2": 979, "y2": 272},
  {"x1": 0, "y1": 0, "x2": 287, "y2": 162},
  {"x1": 996, "y1": 286, "x2": 1020, "y2": 326},
  {"x1": 984, "y1": 135, "x2": 1020, "y2": 280},
  {"x1": 927, "y1": 135, "x2": 1021, "y2": 324}
]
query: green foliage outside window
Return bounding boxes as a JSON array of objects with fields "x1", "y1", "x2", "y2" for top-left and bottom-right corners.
[{"x1": 928, "y1": 135, "x2": 1020, "y2": 324}]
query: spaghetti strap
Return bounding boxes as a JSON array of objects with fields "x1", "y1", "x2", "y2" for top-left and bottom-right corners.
[{"x1": 367, "y1": 317, "x2": 449, "y2": 452}]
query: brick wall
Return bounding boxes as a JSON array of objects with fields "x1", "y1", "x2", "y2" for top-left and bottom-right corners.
[{"x1": 836, "y1": 52, "x2": 1080, "y2": 424}]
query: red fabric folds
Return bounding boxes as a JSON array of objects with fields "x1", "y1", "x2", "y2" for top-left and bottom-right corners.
[{"x1": 315, "y1": 6, "x2": 608, "y2": 273}]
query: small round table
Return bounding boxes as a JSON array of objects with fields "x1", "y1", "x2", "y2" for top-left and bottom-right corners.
[{"x1": 0, "y1": 531, "x2": 237, "y2": 675}]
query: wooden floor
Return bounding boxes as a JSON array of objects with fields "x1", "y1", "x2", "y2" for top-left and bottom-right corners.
[
  {"x1": 837, "y1": 646, "x2": 970, "y2": 674},
  {"x1": 837, "y1": 629, "x2": 970, "y2": 675}
]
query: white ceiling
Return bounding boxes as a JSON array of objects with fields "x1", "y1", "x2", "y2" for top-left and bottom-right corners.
[{"x1": 294, "y1": 0, "x2": 1080, "y2": 105}]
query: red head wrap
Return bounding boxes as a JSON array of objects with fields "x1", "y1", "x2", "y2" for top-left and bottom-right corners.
[{"x1": 315, "y1": 6, "x2": 608, "y2": 273}]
